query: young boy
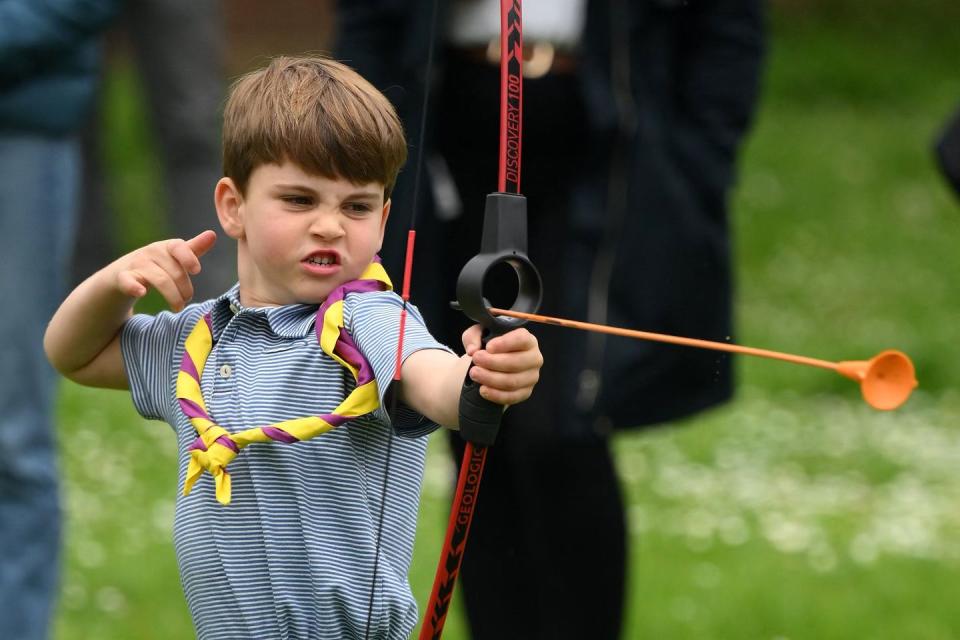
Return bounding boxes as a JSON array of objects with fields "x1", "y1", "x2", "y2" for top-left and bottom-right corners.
[{"x1": 44, "y1": 56, "x2": 542, "y2": 639}]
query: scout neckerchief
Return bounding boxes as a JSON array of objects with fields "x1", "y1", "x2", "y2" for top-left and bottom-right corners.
[{"x1": 176, "y1": 261, "x2": 393, "y2": 505}]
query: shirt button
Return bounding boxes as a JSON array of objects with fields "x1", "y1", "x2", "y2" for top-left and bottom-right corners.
[
  {"x1": 229, "y1": 303, "x2": 240, "y2": 315},
  {"x1": 219, "y1": 364, "x2": 233, "y2": 378}
]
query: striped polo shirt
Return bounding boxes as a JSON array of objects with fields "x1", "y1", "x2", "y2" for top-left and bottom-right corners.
[{"x1": 121, "y1": 284, "x2": 451, "y2": 640}]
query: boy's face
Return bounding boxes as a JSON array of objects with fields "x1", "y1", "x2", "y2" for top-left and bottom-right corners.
[{"x1": 217, "y1": 161, "x2": 390, "y2": 306}]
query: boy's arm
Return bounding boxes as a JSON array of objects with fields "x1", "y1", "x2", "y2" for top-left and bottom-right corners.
[
  {"x1": 43, "y1": 230, "x2": 216, "y2": 388},
  {"x1": 397, "y1": 326, "x2": 542, "y2": 429}
]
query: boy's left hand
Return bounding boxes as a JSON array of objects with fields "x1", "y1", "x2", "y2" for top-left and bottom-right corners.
[{"x1": 462, "y1": 326, "x2": 543, "y2": 406}]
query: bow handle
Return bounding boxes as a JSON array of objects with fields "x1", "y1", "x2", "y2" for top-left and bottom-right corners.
[
  {"x1": 455, "y1": 192, "x2": 542, "y2": 445},
  {"x1": 458, "y1": 329, "x2": 506, "y2": 445}
]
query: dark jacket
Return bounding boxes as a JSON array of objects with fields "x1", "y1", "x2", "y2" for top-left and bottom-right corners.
[
  {"x1": 337, "y1": 0, "x2": 765, "y2": 432},
  {"x1": 0, "y1": 0, "x2": 121, "y2": 135}
]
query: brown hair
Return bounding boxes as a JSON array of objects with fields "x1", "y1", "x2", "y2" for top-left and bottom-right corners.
[{"x1": 222, "y1": 56, "x2": 407, "y2": 198}]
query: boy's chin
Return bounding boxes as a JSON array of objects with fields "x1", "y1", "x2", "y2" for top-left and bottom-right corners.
[
  {"x1": 294, "y1": 285, "x2": 337, "y2": 305},
  {"x1": 239, "y1": 282, "x2": 331, "y2": 307}
]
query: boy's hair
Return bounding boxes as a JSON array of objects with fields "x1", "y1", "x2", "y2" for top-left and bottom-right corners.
[{"x1": 222, "y1": 56, "x2": 407, "y2": 198}]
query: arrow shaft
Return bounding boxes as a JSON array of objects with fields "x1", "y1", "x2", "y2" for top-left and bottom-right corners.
[{"x1": 488, "y1": 307, "x2": 839, "y2": 371}]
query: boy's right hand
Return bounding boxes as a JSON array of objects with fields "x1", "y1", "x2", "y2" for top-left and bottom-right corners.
[{"x1": 114, "y1": 230, "x2": 217, "y2": 311}]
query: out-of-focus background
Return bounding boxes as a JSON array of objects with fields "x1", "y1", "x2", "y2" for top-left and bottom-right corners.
[{"x1": 55, "y1": 0, "x2": 960, "y2": 638}]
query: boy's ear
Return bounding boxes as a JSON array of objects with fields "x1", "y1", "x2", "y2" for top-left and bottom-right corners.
[
  {"x1": 377, "y1": 198, "x2": 392, "y2": 249},
  {"x1": 215, "y1": 177, "x2": 245, "y2": 240}
]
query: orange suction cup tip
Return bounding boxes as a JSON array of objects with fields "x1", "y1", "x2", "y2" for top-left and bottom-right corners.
[{"x1": 836, "y1": 350, "x2": 918, "y2": 410}]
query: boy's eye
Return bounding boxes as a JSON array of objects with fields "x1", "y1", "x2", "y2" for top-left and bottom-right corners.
[
  {"x1": 282, "y1": 195, "x2": 313, "y2": 207},
  {"x1": 344, "y1": 202, "x2": 373, "y2": 214}
]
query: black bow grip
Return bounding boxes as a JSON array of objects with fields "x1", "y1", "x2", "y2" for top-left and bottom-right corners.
[{"x1": 455, "y1": 193, "x2": 542, "y2": 445}]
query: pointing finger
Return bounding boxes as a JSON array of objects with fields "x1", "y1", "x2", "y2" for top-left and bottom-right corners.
[
  {"x1": 185, "y1": 230, "x2": 217, "y2": 259},
  {"x1": 168, "y1": 238, "x2": 203, "y2": 275}
]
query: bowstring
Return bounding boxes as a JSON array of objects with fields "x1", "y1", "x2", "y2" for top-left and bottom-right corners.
[{"x1": 363, "y1": 0, "x2": 440, "y2": 636}]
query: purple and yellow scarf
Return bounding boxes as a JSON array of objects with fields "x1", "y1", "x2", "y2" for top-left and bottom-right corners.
[{"x1": 176, "y1": 262, "x2": 392, "y2": 504}]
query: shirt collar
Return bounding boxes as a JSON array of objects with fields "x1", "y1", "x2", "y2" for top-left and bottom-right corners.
[{"x1": 208, "y1": 284, "x2": 320, "y2": 341}]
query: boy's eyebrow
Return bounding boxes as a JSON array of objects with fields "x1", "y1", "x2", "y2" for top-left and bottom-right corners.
[
  {"x1": 273, "y1": 184, "x2": 381, "y2": 200},
  {"x1": 342, "y1": 190, "x2": 382, "y2": 200}
]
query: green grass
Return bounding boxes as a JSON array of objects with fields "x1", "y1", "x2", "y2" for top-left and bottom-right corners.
[
  {"x1": 619, "y1": 390, "x2": 960, "y2": 639},
  {"x1": 53, "y1": 5, "x2": 960, "y2": 639}
]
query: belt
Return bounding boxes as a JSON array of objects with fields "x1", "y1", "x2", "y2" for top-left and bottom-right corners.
[{"x1": 453, "y1": 40, "x2": 578, "y2": 79}]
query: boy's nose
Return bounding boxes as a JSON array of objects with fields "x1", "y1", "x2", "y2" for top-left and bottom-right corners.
[{"x1": 309, "y1": 210, "x2": 345, "y2": 239}]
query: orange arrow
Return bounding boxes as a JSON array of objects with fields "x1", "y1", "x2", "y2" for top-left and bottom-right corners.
[{"x1": 488, "y1": 307, "x2": 918, "y2": 411}]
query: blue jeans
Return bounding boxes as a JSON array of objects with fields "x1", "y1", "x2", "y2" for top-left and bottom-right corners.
[{"x1": 0, "y1": 135, "x2": 79, "y2": 640}]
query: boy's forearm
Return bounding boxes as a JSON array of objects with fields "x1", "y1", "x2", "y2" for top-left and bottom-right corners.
[
  {"x1": 43, "y1": 264, "x2": 134, "y2": 382},
  {"x1": 399, "y1": 350, "x2": 472, "y2": 429},
  {"x1": 433, "y1": 354, "x2": 473, "y2": 429}
]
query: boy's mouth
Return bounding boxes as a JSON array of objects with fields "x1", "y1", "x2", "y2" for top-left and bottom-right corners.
[
  {"x1": 303, "y1": 250, "x2": 341, "y2": 266},
  {"x1": 302, "y1": 250, "x2": 342, "y2": 274}
]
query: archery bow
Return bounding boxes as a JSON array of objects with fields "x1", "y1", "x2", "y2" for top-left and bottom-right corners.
[
  {"x1": 360, "y1": 0, "x2": 539, "y2": 636},
  {"x1": 419, "y1": 1, "x2": 542, "y2": 638}
]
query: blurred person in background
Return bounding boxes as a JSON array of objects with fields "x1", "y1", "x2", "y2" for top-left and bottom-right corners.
[
  {"x1": 935, "y1": 105, "x2": 960, "y2": 201},
  {"x1": 337, "y1": 0, "x2": 764, "y2": 637},
  {"x1": 72, "y1": 0, "x2": 231, "y2": 299},
  {"x1": 0, "y1": 1, "x2": 122, "y2": 638}
]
